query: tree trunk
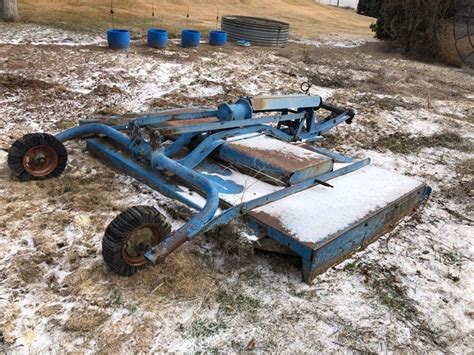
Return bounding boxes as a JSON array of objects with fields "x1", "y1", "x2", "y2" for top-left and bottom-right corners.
[{"x1": 0, "y1": 0, "x2": 19, "y2": 22}]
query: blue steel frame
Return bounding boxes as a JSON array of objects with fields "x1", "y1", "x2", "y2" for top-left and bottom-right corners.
[{"x1": 51, "y1": 95, "x2": 429, "y2": 282}]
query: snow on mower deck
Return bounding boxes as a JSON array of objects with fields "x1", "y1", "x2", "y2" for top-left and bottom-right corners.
[{"x1": 7, "y1": 94, "x2": 431, "y2": 283}]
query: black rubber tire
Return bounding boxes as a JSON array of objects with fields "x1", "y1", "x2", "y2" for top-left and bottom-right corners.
[
  {"x1": 7, "y1": 133, "x2": 68, "y2": 181},
  {"x1": 102, "y1": 206, "x2": 171, "y2": 276}
]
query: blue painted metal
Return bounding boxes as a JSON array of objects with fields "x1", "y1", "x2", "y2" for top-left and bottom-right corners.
[
  {"x1": 78, "y1": 95, "x2": 352, "y2": 146},
  {"x1": 181, "y1": 29, "x2": 201, "y2": 48},
  {"x1": 154, "y1": 112, "x2": 306, "y2": 135},
  {"x1": 56, "y1": 123, "x2": 131, "y2": 148},
  {"x1": 303, "y1": 184, "x2": 431, "y2": 282},
  {"x1": 143, "y1": 151, "x2": 220, "y2": 264},
  {"x1": 107, "y1": 29, "x2": 130, "y2": 50},
  {"x1": 131, "y1": 109, "x2": 218, "y2": 128},
  {"x1": 29, "y1": 93, "x2": 433, "y2": 282},
  {"x1": 252, "y1": 218, "x2": 314, "y2": 260},
  {"x1": 217, "y1": 98, "x2": 253, "y2": 121},
  {"x1": 209, "y1": 30, "x2": 227, "y2": 46},
  {"x1": 174, "y1": 124, "x2": 300, "y2": 168},
  {"x1": 164, "y1": 133, "x2": 197, "y2": 157},
  {"x1": 311, "y1": 112, "x2": 352, "y2": 135},
  {"x1": 57, "y1": 123, "x2": 153, "y2": 161},
  {"x1": 87, "y1": 138, "x2": 203, "y2": 211},
  {"x1": 216, "y1": 138, "x2": 334, "y2": 185},
  {"x1": 83, "y1": 132, "x2": 370, "y2": 270},
  {"x1": 77, "y1": 96, "x2": 352, "y2": 143},
  {"x1": 177, "y1": 138, "x2": 226, "y2": 168},
  {"x1": 77, "y1": 107, "x2": 218, "y2": 131},
  {"x1": 147, "y1": 28, "x2": 168, "y2": 48},
  {"x1": 303, "y1": 146, "x2": 353, "y2": 163},
  {"x1": 151, "y1": 152, "x2": 219, "y2": 234}
]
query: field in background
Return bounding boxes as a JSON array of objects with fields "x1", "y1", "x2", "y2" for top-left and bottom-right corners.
[
  {"x1": 17, "y1": 0, "x2": 374, "y2": 38},
  {"x1": 318, "y1": 0, "x2": 358, "y2": 9}
]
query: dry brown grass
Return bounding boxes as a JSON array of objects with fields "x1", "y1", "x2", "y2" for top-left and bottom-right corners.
[
  {"x1": 17, "y1": 0, "x2": 374, "y2": 38},
  {"x1": 437, "y1": 20, "x2": 463, "y2": 67}
]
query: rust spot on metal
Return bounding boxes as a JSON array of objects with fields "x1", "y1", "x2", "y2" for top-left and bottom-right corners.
[
  {"x1": 304, "y1": 187, "x2": 427, "y2": 283},
  {"x1": 250, "y1": 210, "x2": 294, "y2": 237},
  {"x1": 251, "y1": 97, "x2": 272, "y2": 111},
  {"x1": 249, "y1": 210, "x2": 320, "y2": 250},
  {"x1": 149, "y1": 228, "x2": 189, "y2": 264},
  {"x1": 23, "y1": 145, "x2": 59, "y2": 177},
  {"x1": 160, "y1": 117, "x2": 218, "y2": 128},
  {"x1": 234, "y1": 143, "x2": 308, "y2": 166},
  {"x1": 86, "y1": 107, "x2": 216, "y2": 126},
  {"x1": 254, "y1": 237, "x2": 298, "y2": 256},
  {"x1": 225, "y1": 138, "x2": 333, "y2": 184},
  {"x1": 122, "y1": 224, "x2": 164, "y2": 266}
]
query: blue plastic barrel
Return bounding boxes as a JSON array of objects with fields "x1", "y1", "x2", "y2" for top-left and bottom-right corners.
[
  {"x1": 107, "y1": 29, "x2": 130, "y2": 50},
  {"x1": 147, "y1": 28, "x2": 168, "y2": 48},
  {"x1": 181, "y1": 29, "x2": 201, "y2": 48},
  {"x1": 209, "y1": 30, "x2": 227, "y2": 46}
]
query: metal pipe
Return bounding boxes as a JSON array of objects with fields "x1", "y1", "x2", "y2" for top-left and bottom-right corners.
[
  {"x1": 145, "y1": 152, "x2": 219, "y2": 264},
  {"x1": 153, "y1": 112, "x2": 305, "y2": 135},
  {"x1": 175, "y1": 125, "x2": 279, "y2": 169},
  {"x1": 87, "y1": 138, "x2": 204, "y2": 211},
  {"x1": 164, "y1": 132, "x2": 196, "y2": 157},
  {"x1": 177, "y1": 139, "x2": 226, "y2": 168},
  {"x1": 131, "y1": 109, "x2": 218, "y2": 127},
  {"x1": 320, "y1": 102, "x2": 355, "y2": 120},
  {"x1": 314, "y1": 112, "x2": 352, "y2": 134},
  {"x1": 175, "y1": 123, "x2": 300, "y2": 168},
  {"x1": 55, "y1": 123, "x2": 131, "y2": 149}
]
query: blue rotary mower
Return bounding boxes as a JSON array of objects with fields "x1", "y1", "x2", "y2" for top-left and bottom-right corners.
[{"x1": 7, "y1": 93, "x2": 431, "y2": 283}]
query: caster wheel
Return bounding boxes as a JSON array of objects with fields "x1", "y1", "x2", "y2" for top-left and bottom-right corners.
[
  {"x1": 102, "y1": 206, "x2": 171, "y2": 276},
  {"x1": 7, "y1": 133, "x2": 68, "y2": 181}
]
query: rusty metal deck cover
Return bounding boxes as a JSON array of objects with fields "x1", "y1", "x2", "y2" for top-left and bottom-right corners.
[{"x1": 220, "y1": 135, "x2": 334, "y2": 185}]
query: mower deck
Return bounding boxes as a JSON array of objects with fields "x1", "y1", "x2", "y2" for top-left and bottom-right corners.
[
  {"x1": 10, "y1": 93, "x2": 431, "y2": 282},
  {"x1": 87, "y1": 137, "x2": 430, "y2": 282},
  {"x1": 218, "y1": 135, "x2": 334, "y2": 185}
]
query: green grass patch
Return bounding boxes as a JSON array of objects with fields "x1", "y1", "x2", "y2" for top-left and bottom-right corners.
[
  {"x1": 186, "y1": 319, "x2": 224, "y2": 339},
  {"x1": 363, "y1": 265, "x2": 419, "y2": 322},
  {"x1": 108, "y1": 289, "x2": 138, "y2": 314},
  {"x1": 357, "y1": 262, "x2": 446, "y2": 348},
  {"x1": 216, "y1": 290, "x2": 264, "y2": 315}
]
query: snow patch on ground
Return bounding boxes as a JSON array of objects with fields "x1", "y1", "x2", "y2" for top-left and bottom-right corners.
[
  {"x1": 289, "y1": 37, "x2": 379, "y2": 48},
  {"x1": 0, "y1": 23, "x2": 104, "y2": 46}
]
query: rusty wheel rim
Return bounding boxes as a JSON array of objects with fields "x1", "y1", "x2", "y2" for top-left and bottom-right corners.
[
  {"x1": 23, "y1": 145, "x2": 59, "y2": 177},
  {"x1": 122, "y1": 224, "x2": 162, "y2": 266}
]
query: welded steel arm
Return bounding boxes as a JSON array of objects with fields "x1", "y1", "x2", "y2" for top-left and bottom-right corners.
[{"x1": 143, "y1": 152, "x2": 220, "y2": 264}]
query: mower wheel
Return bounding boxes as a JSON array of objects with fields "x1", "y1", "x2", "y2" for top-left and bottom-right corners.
[
  {"x1": 7, "y1": 133, "x2": 68, "y2": 181},
  {"x1": 102, "y1": 206, "x2": 171, "y2": 276}
]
